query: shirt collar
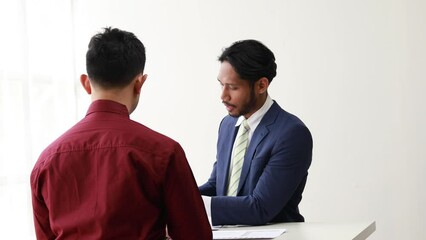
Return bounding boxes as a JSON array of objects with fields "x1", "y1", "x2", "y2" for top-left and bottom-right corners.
[{"x1": 86, "y1": 99, "x2": 130, "y2": 118}]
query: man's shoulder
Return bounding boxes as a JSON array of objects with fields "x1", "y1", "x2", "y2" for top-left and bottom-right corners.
[
  {"x1": 221, "y1": 115, "x2": 237, "y2": 124},
  {"x1": 268, "y1": 102, "x2": 308, "y2": 128},
  {"x1": 218, "y1": 115, "x2": 238, "y2": 131},
  {"x1": 128, "y1": 119, "x2": 179, "y2": 147}
]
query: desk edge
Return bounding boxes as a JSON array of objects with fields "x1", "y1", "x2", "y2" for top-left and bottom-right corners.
[{"x1": 353, "y1": 221, "x2": 376, "y2": 240}]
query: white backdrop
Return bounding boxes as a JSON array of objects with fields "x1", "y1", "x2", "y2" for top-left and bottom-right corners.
[
  {"x1": 1, "y1": 0, "x2": 424, "y2": 239},
  {"x1": 0, "y1": 1, "x2": 76, "y2": 239}
]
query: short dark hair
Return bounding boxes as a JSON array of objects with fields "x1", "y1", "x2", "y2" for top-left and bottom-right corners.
[
  {"x1": 218, "y1": 39, "x2": 277, "y2": 84},
  {"x1": 86, "y1": 27, "x2": 146, "y2": 89}
]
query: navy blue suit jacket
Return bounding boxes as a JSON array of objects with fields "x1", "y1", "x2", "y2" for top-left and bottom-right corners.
[{"x1": 199, "y1": 101, "x2": 313, "y2": 225}]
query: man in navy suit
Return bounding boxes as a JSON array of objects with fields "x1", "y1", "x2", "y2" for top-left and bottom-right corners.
[{"x1": 199, "y1": 39, "x2": 313, "y2": 226}]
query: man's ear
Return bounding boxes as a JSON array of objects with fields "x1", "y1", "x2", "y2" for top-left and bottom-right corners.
[
  {"x1": 135, "y1": 74, "x2": 148, "y2": 94},
  {"x1": 256, "y1": 77, "x2": 269, "y2": 94},
  {"x1": 80, "y1": 74, "x2": 92, "y2": 94}
]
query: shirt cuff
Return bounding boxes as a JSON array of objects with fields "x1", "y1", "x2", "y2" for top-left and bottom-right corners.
[{"x1": 202, "y1": 195, "x2": 212, "y2": 224}]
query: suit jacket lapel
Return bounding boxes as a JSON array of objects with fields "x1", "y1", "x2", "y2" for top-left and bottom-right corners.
[
  {"x1": 218, "y1": 118, "x2": 239, "y2": 196},
  {"x1": 237, "y1": 102, "x2": 280, "y2": 194}
]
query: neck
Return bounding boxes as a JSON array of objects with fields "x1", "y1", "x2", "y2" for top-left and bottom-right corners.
[{"x1": 91, "y1": 87, "x2": 135, "y2": 114}]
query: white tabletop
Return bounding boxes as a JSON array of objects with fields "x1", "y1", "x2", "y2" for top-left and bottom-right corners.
[{"x1": 216, "y1": 221, "x2": 376, "y2": 240}]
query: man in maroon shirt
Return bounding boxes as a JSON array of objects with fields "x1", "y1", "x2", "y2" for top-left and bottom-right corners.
[{"x1": 30, "y1": 27, "x2": 212, "y2": 240}]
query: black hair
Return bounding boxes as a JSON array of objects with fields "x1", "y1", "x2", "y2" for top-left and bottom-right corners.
[
  {"x1": 218, "y1": 39, "x2": 277, "y2": 84},
  {"x1": 86, "y1": 27, "x2": 146, "y2": 89}
]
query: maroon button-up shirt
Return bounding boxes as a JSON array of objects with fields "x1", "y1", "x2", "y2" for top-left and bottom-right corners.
[{"x1": 31, "y1": 100, "x2": 212, "y2": 240}]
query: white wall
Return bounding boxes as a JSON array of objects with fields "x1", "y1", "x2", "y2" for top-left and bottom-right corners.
[{"x1": 73, "y1": 0, "x2": 426, "y2": 239}]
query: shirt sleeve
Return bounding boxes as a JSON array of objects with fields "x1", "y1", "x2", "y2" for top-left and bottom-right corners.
[
  {"x1": 198, "y1": 161, "x2": 218, "y2": 196},
  {"x1": 163, "y1": 143, "x2": 213, "y2": 240},
  {"x1": 30, "y1": 161, "x2": 56, "y2": 239}
]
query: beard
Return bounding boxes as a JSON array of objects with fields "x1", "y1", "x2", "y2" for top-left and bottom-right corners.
[{"x1": 229, "y1": 87, "x2": 257, "y2": 118}]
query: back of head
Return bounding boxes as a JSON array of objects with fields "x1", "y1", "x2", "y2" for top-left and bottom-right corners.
[
  {"x1": 218, "y1": 39, "x2": 277, "y2": 84},
  {"x1": 86, "y1": 27, "x2": 146, "y2": 89}
]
